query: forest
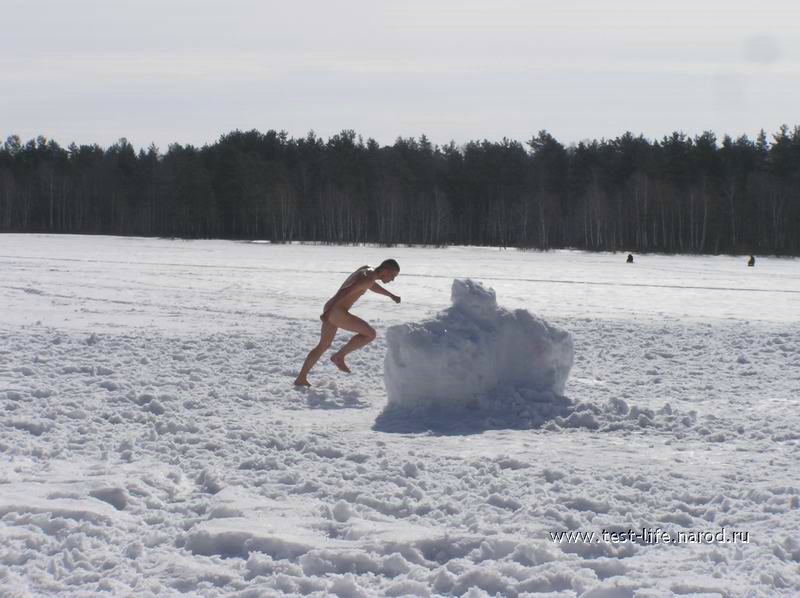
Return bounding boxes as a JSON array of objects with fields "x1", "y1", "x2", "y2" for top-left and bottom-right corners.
[{"x1": 1, "y1": 126, "x2": 798, "y2": 254}]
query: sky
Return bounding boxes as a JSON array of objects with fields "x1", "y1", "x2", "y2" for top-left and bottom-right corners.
[{"x1": 2, "y1": 0, "x2": 799, "y2": 151}]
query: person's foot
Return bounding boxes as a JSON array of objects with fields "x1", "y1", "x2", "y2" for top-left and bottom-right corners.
[
  {"x1": 331, "y1": 353, "x2": 351, "y2": 373},
  {"x1": 293, "y1": 377, "x2": 311, "y2": 387}
]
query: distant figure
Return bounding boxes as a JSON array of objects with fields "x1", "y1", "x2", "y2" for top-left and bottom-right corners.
[
  {"x1": 293, "y1": 259, "x2": 401, "y2": 387},
  {"x1": 747, "y1": 255, "x2": 755, "y2": 267},
  {"x1": 626, "y1": 254, "x2": 634, "y2": 264}
]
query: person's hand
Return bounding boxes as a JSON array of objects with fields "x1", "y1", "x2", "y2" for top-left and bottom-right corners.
[{"x1": 392, "y1": 295, "x2": 401, "y2": 304}]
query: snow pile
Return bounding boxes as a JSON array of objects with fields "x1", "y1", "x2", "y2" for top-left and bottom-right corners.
[{"x1": 382, "y1": 279, "x2": 574, "y2": 422}]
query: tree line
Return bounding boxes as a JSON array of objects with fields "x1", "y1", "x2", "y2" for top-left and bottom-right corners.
[{"x1": 1, "y1": 127, "x2": 798, "y2": 254}]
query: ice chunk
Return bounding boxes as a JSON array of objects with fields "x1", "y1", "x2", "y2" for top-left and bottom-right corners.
[{"x1": 383, "y1": 279, "x2": 573, "y2": 410}]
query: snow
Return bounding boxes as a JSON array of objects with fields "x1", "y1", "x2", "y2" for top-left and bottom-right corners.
[
  {"x1": 1, "y1": 233, "x2": 799, "y2": 596},
  {"x1": 383, "y1": 278, "x2": 574, "y2": 411}
]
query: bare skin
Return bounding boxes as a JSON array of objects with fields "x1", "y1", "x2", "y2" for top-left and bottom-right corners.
[{"x1": 294, "y1": 264, "x2": 400, "y2": 387}]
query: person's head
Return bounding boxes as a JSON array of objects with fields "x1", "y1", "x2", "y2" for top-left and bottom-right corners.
[{"x1": 376, "y1": 258, "x2": 400, "y2": 283}]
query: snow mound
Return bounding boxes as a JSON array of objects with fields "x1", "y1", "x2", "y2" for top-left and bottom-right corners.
[{"x1": 382, "y1": 279, "x2": 573, "y2": 420}]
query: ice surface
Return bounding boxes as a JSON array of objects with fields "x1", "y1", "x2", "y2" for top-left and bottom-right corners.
[{"x1": 384, "y1": 278, "x2": 574, "y2": 410}]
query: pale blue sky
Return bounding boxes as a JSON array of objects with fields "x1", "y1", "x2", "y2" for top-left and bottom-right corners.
[{"x1": 2, "y1": 0, "x2": 798, "y2": 150}]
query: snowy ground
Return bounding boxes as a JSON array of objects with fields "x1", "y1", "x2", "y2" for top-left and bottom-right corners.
[{"x1": 1, "y1": 234, "x2": 799, "y2": 597}]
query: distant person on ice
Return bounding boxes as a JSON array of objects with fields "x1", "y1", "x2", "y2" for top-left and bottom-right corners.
[
  {"x1": 748, "y1": 255, "x2": 755, "y2": 267},
  {"x1": 293, "y1": 259, "x2": 401, "y2": 387},
  {"x1": 626, "y1": 253, "x2": 634, "y2": 263}
]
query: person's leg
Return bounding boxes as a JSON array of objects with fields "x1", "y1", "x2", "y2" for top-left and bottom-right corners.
[
  {"x1": 294, "y1": 320, "x2": 338, "y2": 386},
  {"x1": 326, "y1": 310, "x2": 376, "y2": 372}
]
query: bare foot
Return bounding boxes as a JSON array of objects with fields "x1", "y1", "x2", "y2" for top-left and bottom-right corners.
[
  {"x1": 330, "y1": 353, "x2": 351, "y2": 373},
  {"x1": 293, "y1": 377, "x2": 311, "y2": 387}
]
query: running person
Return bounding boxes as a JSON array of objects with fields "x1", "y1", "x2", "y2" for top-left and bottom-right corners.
[{"x1": 293, "y1": 259, "x2": 400, "y2": 386}]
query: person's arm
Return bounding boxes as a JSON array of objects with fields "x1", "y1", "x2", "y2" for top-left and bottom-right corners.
[{"x1": 370, "y1": 282, "x2": 401, "y2": 303}]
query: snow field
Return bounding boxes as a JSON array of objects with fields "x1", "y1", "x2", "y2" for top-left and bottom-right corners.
[{"x1": 0, "y1": 234, "x2": 799, "y2": 596}]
